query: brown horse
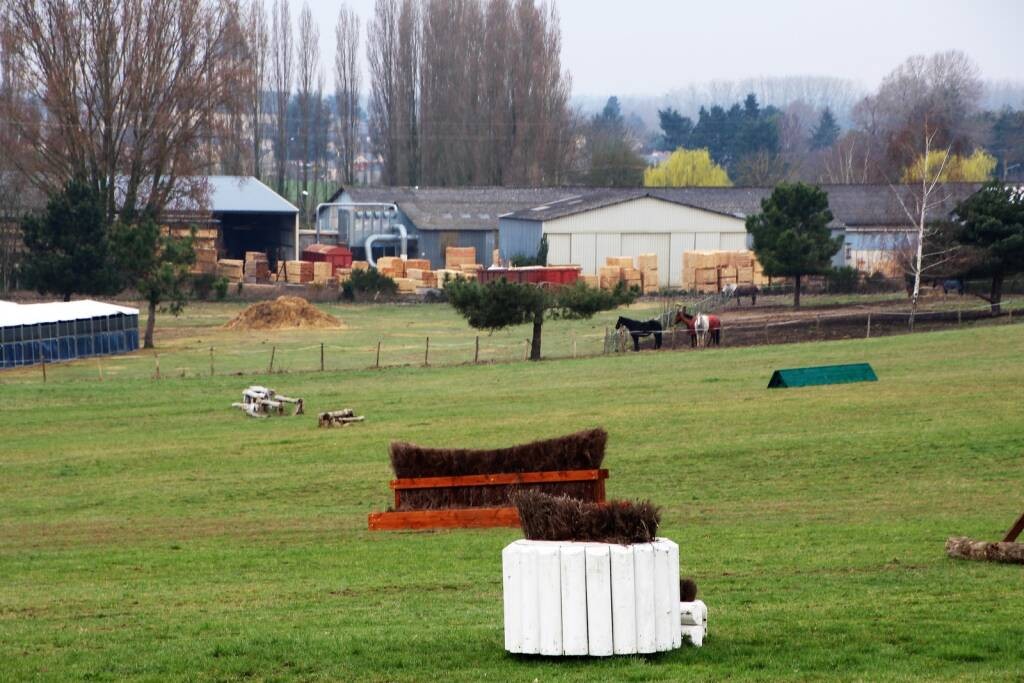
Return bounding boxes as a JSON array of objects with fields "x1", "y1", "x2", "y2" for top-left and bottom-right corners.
[{"x1": 675, "y1": 308, "x2": 721, "y2": 347}]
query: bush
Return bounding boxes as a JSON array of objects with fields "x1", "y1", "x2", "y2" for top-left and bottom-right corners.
[
  {"x1": 342, "y1": 267, "x2": 398, "y2": 300},
  {"x1": 214, "y1": 277, "x2": 229, "y2": 300},
  {"x1": 827, "y1": 266, "x2": 860, "y2": 294},
  {"x1": 191, "y1": 273, "x2": 217, "y2": 300}
]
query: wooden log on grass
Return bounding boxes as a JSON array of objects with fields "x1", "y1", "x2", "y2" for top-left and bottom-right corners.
[{"x1": 945, "y1": 536, "x2": 1024, "y2": 564}]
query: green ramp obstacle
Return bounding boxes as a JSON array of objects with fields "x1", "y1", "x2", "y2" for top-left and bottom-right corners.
[{"x1": 768, "y1": 362, "x2": 877, "y2": 389}]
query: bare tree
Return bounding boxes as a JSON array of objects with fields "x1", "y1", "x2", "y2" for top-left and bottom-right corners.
[
  {"x1": 2, "y1": 0, "x2": 236, "y2": 222},
  {"x1": 333, "y1": 4, "x2": 361, "y2": 186},
  {"x1": 295, "y1": 2, "x2": 320, "y2": 211},
  {"x1": 245, "y1": 0, "x2": 270, "y2": 180},
  {"x1": 367, "y1": 0, "x2": 419, "y2": 186},
  {"x1": 215, "y1": 0, "x2": 252, "y2": 175},
  {"x1": 270, "y1": 0, "x2": 293, "y2": 195},
  {"x1": 891, "y1": 123, "x2": 957, "y2": 329}
]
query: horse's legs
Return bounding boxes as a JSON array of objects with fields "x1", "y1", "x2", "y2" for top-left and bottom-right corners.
[
  {"x1": 654, "y1": 331, "x2": 662, "y2": 349},
  {"x1": 632, "y1": 334, "x2": 640, "y2": 352}
]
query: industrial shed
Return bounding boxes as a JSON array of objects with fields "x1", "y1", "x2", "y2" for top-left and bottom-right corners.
[
  {"x1": 499, "y1": 191, "x2": 751, "y2": 287},
  {"x1": 0, "y1": 300, "x2": 139, "y2": 369},
  {"x1": 316, "y1": 186, "x2": 584, "y2": 268},
  {"x1": 164, "y1": 176, "x2": 300, "y2": 267}
]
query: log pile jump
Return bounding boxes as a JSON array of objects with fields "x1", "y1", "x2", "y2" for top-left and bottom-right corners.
[
  {"x1": 368, "y1": 428, "x2": 610, "y2": 531},
  {"x1": 318, "y1": 409, "x2": 365, "y2": 428},
  {"x1": 946, "y1": 511, "x2": 1024, "y2": 565}
]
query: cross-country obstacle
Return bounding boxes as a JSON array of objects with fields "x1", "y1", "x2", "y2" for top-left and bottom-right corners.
[
  {"x1": 768, "y1": 362, "x2": 877, "y2": 389},
  {"x1": 367, "y1": 428, "x2": 609, "y2": 531},
  {"x1": 946, "y1": 511, "x2": 1024, "y2": 565}
]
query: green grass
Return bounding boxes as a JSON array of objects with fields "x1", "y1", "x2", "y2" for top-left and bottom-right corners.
[{"x1": 1, "y1": 303, "x2": 1023, "y2": 681}]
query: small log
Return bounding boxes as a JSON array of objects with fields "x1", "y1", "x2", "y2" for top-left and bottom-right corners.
[{"x1": 945, "y1": 536, "x2": 1024, "y2": 564}]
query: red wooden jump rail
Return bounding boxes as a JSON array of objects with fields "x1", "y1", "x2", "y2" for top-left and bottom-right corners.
[{"x1": 367, "y1": 468, "x2": 609, "y2": 531}]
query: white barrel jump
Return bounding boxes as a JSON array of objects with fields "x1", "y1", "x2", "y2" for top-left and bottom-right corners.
[{"x1": 502, "y1": 538, "x2": 683, "y2": 656}]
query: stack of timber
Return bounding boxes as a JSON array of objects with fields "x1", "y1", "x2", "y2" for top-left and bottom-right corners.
[
  {"x1": 445, "y1": 246, "x2": 477, "y2": 270},
  {"x1": 312, "y1": 261, "x2": 337, "y2": 286},
  {"x1": 351, "y1": 260, "x2": 370, "y2": 271},
  {"x1": 244, "y1": 251, "x2": 271, "y2": 283},
  {"x1": 598, "y1": 256, "x2": 643, "y2": 291},
  {"x1": 279, "y1": 260, "x2": 314, "y2": 284},
  {"x1": 368, "y1": 428, "x2": 610, "y2": 531},
  {"x1": 376, "y1": 256, "x2": 406, "y2": 279},
  {"x1": 459, "y1": 263, "x2": 482, "y2": 279},
  {"x1": 638, "y1": 253, "x2": 660, "y2": 294},
  {"x1": 683, "y1": 251, "x2": 769, "y2": 293},
  {"x1": 163, "y1": 225, "x2": 218, "y2": 275},
  {"x1": 216, "y1": 258, "x2": 244, "y2": 283}
]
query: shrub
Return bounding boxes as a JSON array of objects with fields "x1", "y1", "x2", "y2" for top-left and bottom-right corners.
[
  {"x1": 342, "y1": 267, "x2": 398, "y2": 300},
  {"x1": 511, "y1": 490, "x2": 661, "y2": 544},
  {"x1": 192, "y1": 273, "x2": 217, "y2": 300},
  {"x1": 214, "y1": 277, "x2": 229, "y2": 300},
  {"x1": 827, "y1": 266, "x2": 860, "y2": 294}
]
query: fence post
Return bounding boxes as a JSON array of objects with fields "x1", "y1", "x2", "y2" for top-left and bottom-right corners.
[
  {"x1": 604, "y1": 326, "x2": 609, "y2": 355},
  {"x1": 474, "y1": 335, "x2": 480, "y2": 364},
  {"x1": 268, "y1": 346, "x2": 276, "y2": 374},
  {"x1": 320, "y1": 342, "x2": 324, "y2": 372},
  {"x1": 210, "y1": 347, "x2": 214, "y2": 376},
  {"x1": 866, "y1": 313, "x2": 871, "y2": 339},
  {"x1": 375, "y1": 340, "x2": 381, "y2": 368},
  {"x1": 424, "y1": 336, "x2": 430, "y2": 367},
  {"x1": 97, "y1": 357, "x2": 104, "y2": 382},
  {"x1": 671, "y1": 327, "x2": 676, "y2": 349},
  {"x1": 763, "y1": 321, "x2": 769, "y2": 345},
  {"x1": 524, "y1": 339, "x2": 530, "y2": 361},
  {"x1": 958, "y1": 307, "x2": 962, "y2": 326},
  {"x1": 41, "y1": 356, "x2": 46, "y2": 383},
  {"x1": 572, "y1": 331, "x2": 577, "y2": 358},
  {"x1": 815, "y1": 314, "x2": 821, "y2": 337},
  {"x1": 154, "y1": 352, "x2": 161, "y2": 380}
]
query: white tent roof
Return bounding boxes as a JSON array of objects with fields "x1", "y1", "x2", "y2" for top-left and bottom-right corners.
[{"x1": 0, "y1": 300, "x2": 139, "y2": 327}]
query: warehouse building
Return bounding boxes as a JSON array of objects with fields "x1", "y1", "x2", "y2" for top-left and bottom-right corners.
[
  {"x1": 316, "y1": 183, "x2": 983, "y2": 278},
  {"x1": 0, "y1": 299, "x2": 139, "y2": 369},
  {"x1": 499, "y1": 190, "x2": 752, "y2": 287}
]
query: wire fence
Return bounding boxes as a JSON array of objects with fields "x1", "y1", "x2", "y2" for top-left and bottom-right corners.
[{"x1": 5, "y1": 298, "x2": 1021, "y2": 385}]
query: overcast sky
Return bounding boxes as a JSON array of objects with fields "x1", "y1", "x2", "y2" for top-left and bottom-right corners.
[{"x1": 304, "y1": 0, "x2": 1023, "y2": 96}]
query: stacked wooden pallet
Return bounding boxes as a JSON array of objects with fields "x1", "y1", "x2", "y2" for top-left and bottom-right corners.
[
  {"x1": 351, "y1": 260, "x2": 369, "y2": 271},
  {"x1": 216, "y1": 258, "x2": 244, "y2": 283},
  {"x1": 598, "y1": 256, "x2": 652, "y2": 292},
  {"x1": 683, "y1": 251, "x2": 769, "y2": 293},
  {"x1": 244, "y1": 251, "x2": 270, "y2": 282}
]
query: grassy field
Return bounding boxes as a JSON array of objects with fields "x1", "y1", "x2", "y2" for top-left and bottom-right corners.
[{"x1": 1, "y1": 303, "x2": 1023, "y2": 681}]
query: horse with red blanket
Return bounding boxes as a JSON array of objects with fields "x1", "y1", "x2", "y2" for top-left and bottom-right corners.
[{"x1": 675, "y1": 308, "x2": 721, "y2": 347}]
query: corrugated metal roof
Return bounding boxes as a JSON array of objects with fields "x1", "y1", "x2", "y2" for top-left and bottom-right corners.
[
  {"x1": 0, "y1": 300, "x2": 139, "y2": 327},
  {"x1": 204, "y1": 176, "x2": 299, "y2": 214},
  {"x1": 328, "y1": 183, "x2": 985, "y2": 231}
]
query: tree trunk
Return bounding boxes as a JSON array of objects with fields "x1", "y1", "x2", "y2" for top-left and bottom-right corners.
[
  {"x1": 143, "y1": 299, "x2": 157, "y2": 349},
  {"x1": 946, "y1": 536, "x2": 1024, "y2": 564},
  {"x1": 529, "y1": 317, "x2": 543, "y2": 361},
  {"x1": 63, "y1": 292, "x2": 71, "y2": 302},
  {"x1": 990, "y1": 273, "x2": 1003, "y2": 315},
  {"x1": 793, "y1": 274, "x2": 801, "y2": 308}
]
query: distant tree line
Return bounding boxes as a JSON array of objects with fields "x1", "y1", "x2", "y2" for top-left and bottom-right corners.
[{"x1": 649, "y1": 50, "x2": 1024, "y2": 187}]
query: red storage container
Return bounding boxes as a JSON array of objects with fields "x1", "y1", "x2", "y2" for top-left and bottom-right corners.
[
  {"x1": 477, "y1": 266, "x2": 580, "y2": 286},
  {"x1": 302, "y1": 244, "x2": 353, "y2": 274}
]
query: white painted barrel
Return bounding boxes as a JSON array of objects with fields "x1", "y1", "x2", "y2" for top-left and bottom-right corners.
[{"x1": 502, "y1": 538, "x2": 681, "y2": 656}]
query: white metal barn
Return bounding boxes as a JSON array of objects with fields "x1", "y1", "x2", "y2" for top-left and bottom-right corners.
[{"x1": 498, "y1": 191, "x2": 749, "y2": 287}]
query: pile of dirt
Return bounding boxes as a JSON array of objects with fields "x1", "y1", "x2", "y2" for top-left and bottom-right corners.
[{"x1": 224, "y1": 296, "x2": 342, "y2": 330}]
